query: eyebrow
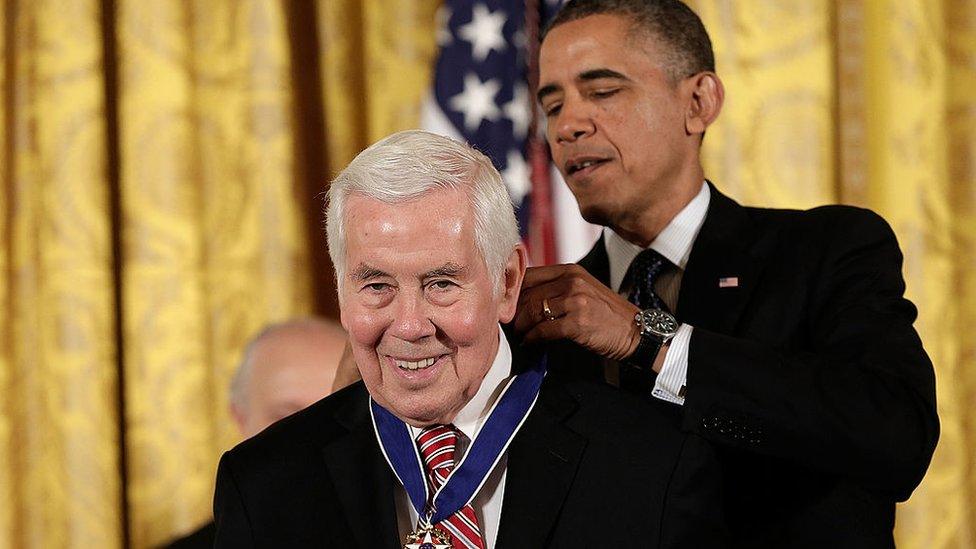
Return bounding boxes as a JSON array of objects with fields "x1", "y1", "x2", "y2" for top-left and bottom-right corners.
[
  {"x1": 422, "y1": 263, "x2": 466, "y2": 279},
  {"x1": 537, "y1": 68, "x2": 632, "y2": 104},
  {"x1": 349, "y1": 264, "x2": 389, "y2": 281},
  {"x1": 347, "y1": 263, "x2": 467, "y2": 282}
]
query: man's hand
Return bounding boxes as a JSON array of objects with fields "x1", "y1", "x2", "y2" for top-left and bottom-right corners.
[
  {"x1": 331, "y1": 340, "x2": 362, "y2": 392},
  {"x1": 514, "y1": 264, "x2": 642, "y2": 362}
]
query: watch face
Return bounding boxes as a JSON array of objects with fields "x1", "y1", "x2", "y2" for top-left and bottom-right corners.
[{"x1": 641, "y1": 309, "x2": 678, "y2": 338}]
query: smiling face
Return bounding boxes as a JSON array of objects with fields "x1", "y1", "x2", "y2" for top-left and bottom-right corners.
[
  {"x1": 338, "y1": 187, "x2": 524, "y2": 426},
  {"x1": 538, "y1": 14, "x2": 709, "y2": 243}
]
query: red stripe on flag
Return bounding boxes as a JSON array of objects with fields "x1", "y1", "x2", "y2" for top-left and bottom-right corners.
[
  {"x1": 527, "y1": 140, "x2": 557, "y2": 265},
  {"x1": 525, "y1": 0, "x2": 557, "y2": 265}
]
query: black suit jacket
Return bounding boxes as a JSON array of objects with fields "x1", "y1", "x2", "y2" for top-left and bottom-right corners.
[
  {"x1": 563, "y1": 184, "x2": 939, "y2": 548},
  {"x1": 213, "y1": 350, "x2": 727, "y2": 548}
]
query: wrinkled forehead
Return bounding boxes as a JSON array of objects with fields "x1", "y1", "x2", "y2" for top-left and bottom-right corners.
[
  {"x1": 342, "y1": 190, "x2": 482, "y2": 268},
  {"x1": 345, "y1": 189, "x2": 470, "y2": 235}
]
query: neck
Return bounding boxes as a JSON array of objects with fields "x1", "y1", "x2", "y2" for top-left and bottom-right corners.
[{"x1": 612, "y1": 165, "x2": 704, "y2": 247}]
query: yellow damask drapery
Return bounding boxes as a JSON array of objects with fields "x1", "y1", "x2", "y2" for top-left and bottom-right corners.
[
  {"x1": 1, "y1": 0, "x2": 436, "y2": 547},
  {"x1": 0, "y1": 0, "x2": 972, "y2": 548}
]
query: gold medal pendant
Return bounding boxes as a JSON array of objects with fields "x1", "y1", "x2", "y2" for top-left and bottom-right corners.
[{"x1": 403, "y1": 524, "x2": 453, "y2": 549}]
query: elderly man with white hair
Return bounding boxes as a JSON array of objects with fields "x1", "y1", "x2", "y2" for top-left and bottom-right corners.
[{"x1": 212, "y1": 130, "x2": 726, "y2": 548}]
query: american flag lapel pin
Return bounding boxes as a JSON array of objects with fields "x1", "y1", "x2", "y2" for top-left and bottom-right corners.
[{"x1": 718, "y1": 276, "x2": 739, "y2": 288}]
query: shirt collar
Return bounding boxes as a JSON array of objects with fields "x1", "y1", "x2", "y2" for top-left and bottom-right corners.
[
  {"x1": 604, "y1": 182, "x2": 710, "y2": 292},
  {"x1": 408, "y1": 324, "x2": 513, "y2": 441}
]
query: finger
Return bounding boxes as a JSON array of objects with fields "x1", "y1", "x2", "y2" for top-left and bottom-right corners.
[
  {"x1": 521, "y1": 313, "x2": 575, "y2": 344},
  {"x1": 515, "y1": 283, "x2": 566, "y2": 333},
  {"x1": 516, "y1": 274, "x2": 585, "y2": 316},
  {"x1": 521, "y1": 264, "x2": 579, "y2": 289},
  {"x1": 513, "y1": 294, "x2": 550, "y2": 333}
]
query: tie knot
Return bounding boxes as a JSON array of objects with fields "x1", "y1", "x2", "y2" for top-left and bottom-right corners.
[
  {"x1": 630, "y1": 248, "x2": 670, "y2": 278},
  {"x1": 417, "y1": 424, "x2": 458, "y2": 472},
  {"x1": 625, "y1": 248, "x2": 672, "y2": 311}
]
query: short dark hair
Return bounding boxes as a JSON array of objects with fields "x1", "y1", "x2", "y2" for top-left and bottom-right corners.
[{"x1": 543, "y1": 0, "x2": 715, "y2": 81}]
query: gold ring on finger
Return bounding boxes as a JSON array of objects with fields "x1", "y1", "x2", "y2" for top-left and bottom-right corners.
[{"x1": 542, "y1": 298, "x2": 556, "y2": 321}]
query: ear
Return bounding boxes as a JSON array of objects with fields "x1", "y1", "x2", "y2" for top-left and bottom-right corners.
[
  {"x1": 684, "y1": 72, "x2": 725, "y2": 136},
  {"x1": 497, "y1": 243, "x2": 528, "y2": 323}
]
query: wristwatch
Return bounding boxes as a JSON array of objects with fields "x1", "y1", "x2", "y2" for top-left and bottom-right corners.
[{"x1": 625, "y1": 308, "x2": 679, "y2": 370}]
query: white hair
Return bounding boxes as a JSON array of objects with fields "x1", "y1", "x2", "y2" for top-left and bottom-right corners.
[{"x1": 325, "y1": 130, "x2": 520, "y2": 294}]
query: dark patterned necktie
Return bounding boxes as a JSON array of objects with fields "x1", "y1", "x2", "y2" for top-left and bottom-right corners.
[
  {"x1": 624, "y1": 248, "x2": 672, "y2": 313},
  {"x1": 416, "y1": 424, "x2": 486, "y2": 549}
]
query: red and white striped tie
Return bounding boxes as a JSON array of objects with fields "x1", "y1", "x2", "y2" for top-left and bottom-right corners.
[{"x1": 416, "y1": 425, "x2": 486, "y2": 549}]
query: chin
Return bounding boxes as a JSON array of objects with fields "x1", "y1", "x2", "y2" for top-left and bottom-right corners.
[
  {"x1": 578, "y1": 203, "x2": 613, "y2": 227},
  {"x1": 388, "y1": 394, "x2": 461, "y2": 427}
]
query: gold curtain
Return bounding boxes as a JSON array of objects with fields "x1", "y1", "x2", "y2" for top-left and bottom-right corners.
[
  {"x1": 1, "y1": 0, "x2": 972, "y2": 547},
  {"x1": 2, "y1": 0, "x2": 436, "y2": 547},
  {"x1": 1, "y1": 1, "x2": 121, "y2": 547}
]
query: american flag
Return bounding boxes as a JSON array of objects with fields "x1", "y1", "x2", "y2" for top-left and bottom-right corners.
[{"x1": 420, "y1": 0, "x2": 599, "y2": 265}]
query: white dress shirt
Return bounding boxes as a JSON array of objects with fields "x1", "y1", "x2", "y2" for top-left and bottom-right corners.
[
  {"x1": 394, "y1": 324, "x2": 513, "y2": 548},
  {"x1": 603, "y1": 181, "x2": 710, "y2": 405}
]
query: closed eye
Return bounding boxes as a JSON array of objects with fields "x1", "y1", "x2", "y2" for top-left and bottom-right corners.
[
  {"x1": 543, "y1": 102, "x2": 562, "y2": 117},
  {"x1": 591, "y1": 88, "x2": 620, "y2": 99}
]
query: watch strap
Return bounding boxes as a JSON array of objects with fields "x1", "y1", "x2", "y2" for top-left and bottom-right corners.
[{"x1": 625, "y1": 332, "x2": 663, "y2": 370}]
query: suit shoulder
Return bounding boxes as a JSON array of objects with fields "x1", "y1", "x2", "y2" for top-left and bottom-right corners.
[
  {"x1": 746, "y1": 203, "x2": 897, "y2": 245},
  {"x1": 747, "y1": 202, "x2": 890, "y2": 228}
]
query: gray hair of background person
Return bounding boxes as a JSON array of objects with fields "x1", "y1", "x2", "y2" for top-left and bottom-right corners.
[
  {"x1": 325, "y1": 130, "x2": 520, "y2": 295},
  {"x1": 544, "y1": 0, "x2": 714, "y2": 82}
]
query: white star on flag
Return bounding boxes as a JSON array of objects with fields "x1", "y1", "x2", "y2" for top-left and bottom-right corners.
[
  {"x1": 449, "y1": 73, "x2": 501, "y2": 132},
  {"x1": 502, "y1": 149, "x2": 531, "y2": 203},
  {"x1": 457, "y1": 3, "x2": 507, "y2": 61},
  {"x1": 503, "y1": 83, "x2": 531, "y2": 139}
]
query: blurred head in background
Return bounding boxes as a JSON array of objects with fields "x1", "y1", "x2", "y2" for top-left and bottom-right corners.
[{"x1": 229, "y1": 318, "x2": 347, "y2": 439}]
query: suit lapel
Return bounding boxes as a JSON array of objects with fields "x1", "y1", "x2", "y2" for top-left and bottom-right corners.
[
  {"x1": 677, "y1": 183, "x2": 774, "y2": 334},
  {"x1": 496, "y1": 369, "x2": 586, "y2": 547},
  {"x1": 321, "y1": 385, "x2": 400, "y2": 549},
  {"x1": 577, "y1": 233, "x2": 610, "y2": 286}
]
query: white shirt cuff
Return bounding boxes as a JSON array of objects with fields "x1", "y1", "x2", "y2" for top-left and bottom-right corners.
[{"x1": 651, "y1": 324, "x2": 692, "y2": 405}]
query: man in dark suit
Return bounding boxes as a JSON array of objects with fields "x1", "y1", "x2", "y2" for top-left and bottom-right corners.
[
  {"x1": 519, "y1": 1, "x2": 939, "y2": 547},
  {"x1": 213, "y1": 130, "x2": 726, "y2": 547}
]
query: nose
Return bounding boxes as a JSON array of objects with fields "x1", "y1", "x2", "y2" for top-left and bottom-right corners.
[
  {"x1": 387, "y1": 293, "x2": 436, "y2": 343},
  {"x1": 553, "y1": 98, "x2": 595, "y2": 144}
]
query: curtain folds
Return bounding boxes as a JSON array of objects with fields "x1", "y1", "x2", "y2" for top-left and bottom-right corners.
[
  {"x1": 1, "y1": 0, "x2": 972, "y2": 547},
  {"x1": 1, "y1": 1, "x2": 122, "y2": 547},
  {"x1": 114, "y1": 2, "x2": 314, "y2": 546}
]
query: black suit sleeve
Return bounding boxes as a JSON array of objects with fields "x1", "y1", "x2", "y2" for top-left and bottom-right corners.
[
  {"x1": 213, "y1": 451, "x2": 255, "y2": 548},
  {"x1": 683, "y1": 209, "x2": 938, "y2": 500}
]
